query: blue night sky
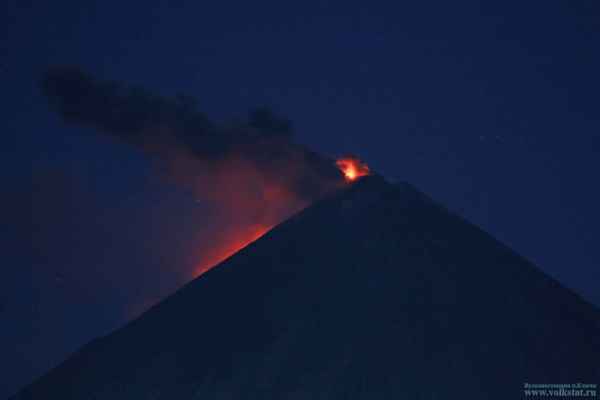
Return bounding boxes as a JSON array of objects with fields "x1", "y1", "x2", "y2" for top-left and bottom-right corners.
[{"x1": 4, "y1": 0, "x2": 600, "y2": 397}]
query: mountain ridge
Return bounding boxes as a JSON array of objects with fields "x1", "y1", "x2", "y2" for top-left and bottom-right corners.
[{"x1": 13, "y1": 176, "x2": 600, "y2": 399}]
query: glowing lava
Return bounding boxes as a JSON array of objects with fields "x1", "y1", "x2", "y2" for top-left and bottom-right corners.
[
  {"x1": 336, "y1": 156, "x2": 370, "y2": 182},
  {"x1": 189, "y1": 155, "x2": 369, "y2": 279},
  {"x1": 192, "y1": 223, "x2": 271, "y2": 277}
]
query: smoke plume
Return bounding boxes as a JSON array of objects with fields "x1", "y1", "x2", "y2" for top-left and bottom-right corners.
[{"x1": 41, "y1": 66, "x2": 345, "y2": 276}]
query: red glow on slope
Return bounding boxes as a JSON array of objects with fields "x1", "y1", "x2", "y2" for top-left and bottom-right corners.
[
  {"x1": 192, "y1": 223, "x2": 271, "y2": 277},
  {"x1": 160, "y1": 154, "x2": 310, "y2": 279},
  {"x1": 336, "y1": 156, "x2": 370, "y2": 182},
  {"x1": 159, "y1": 149, "x2": 369, "y2": 282}
]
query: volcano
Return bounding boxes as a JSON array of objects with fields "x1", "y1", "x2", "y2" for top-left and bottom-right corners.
[{"x1": 13, "y1": 176, "x2": 600, "y2": 399}]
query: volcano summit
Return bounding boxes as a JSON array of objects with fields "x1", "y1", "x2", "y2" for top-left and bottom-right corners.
[{"x1": 13, "y1": 176, "x2": 600, "y2": 399}]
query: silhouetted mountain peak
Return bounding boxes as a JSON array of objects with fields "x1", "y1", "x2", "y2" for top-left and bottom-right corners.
[{"x1": 13, "y1": 177, "x2": 600, "y2": 399}]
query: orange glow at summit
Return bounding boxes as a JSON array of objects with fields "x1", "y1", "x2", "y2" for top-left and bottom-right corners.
[
  {"x1": 190, "y1": 155, "x2": 371, "y2": 279},
  {"x1": 336, "y1": 156, "x2": 371, "y2": 182}
]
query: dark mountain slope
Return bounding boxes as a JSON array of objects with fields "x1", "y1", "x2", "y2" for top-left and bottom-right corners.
[{"x1": 13, "y1": 176, "x2": 600, "y2": 399}]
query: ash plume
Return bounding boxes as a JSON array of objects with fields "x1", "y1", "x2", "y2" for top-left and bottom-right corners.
[
  {"x1": 41, "y1": 66, "x2": 343, "y2": 201},
  {"x1": 41, "y1": 66, "x2": 345, "y2": 277}
]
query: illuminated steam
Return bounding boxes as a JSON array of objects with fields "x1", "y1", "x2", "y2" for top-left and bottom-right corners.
[{"x1": 41, "y1": 66, "x2": 359, "y2": 278}]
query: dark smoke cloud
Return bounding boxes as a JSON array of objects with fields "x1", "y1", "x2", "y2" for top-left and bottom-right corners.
[
  {"x1": 41, "y1": 66, "x2": 347, "y2": 281},
  {"x1": 41, "y1": 66, "x2": 343, "y2": 203}
]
